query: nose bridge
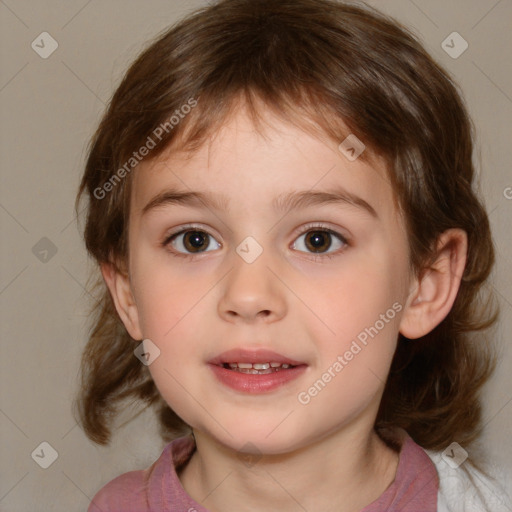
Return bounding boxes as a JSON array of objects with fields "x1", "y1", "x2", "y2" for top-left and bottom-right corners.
[{"x1": 218, "y1": 236, "x2": 286, "y2": 322}]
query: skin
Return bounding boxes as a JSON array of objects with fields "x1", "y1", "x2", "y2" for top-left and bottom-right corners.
[{"x1": 102, "y1": 104, "x2": 468, "y2": 512}]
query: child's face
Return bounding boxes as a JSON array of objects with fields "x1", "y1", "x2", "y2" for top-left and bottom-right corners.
[{"x1": 122, "y1": 105, "x2": 414, "y2": 453}]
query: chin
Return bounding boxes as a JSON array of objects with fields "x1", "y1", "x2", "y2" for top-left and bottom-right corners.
[{"x1": 200, "y1": 420, "x2": 310, "y2": 457}]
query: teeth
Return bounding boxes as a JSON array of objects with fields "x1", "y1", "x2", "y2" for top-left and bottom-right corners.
[
  {"x1": 223, "y1": 362, "x2": 295, "y2": 372},
  {"x1": 253, "y1": 363, "x2": 270, "y2": 370}
]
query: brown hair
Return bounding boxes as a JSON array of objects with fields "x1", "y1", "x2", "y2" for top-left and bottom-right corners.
[{"x1": 74, "y1": 0, "x2": 498, "y2": 454}]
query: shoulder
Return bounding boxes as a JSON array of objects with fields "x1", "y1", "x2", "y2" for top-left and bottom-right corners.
[
  {"x1": 87, "y1": 436, "x2": 196, "y2": 512},
  {"x1": 87, "y1": 467, "x2": 150, "y2": 512},
  {"x1": 424, "y1": 449, "x2": 512, "y2": 512},
  {"x1": 87, "y1": 440, "x2": 177, "y2": 512}
]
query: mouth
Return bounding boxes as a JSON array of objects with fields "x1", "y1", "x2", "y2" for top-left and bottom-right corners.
[
  {"x1": 208, "y1": 348, "x2": 306, "y2": 369},
  {"x1": 207, "y1": 348, "x2": 308, "y2": 393}
]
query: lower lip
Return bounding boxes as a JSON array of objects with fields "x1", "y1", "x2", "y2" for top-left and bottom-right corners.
[{"x1": 208, "y1": 364, "x2": 308, "y2": 393}]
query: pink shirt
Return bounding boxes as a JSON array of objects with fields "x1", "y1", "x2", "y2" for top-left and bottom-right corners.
[{"x1": 88, "y1": 430, "x2": 438, "y2": 511}]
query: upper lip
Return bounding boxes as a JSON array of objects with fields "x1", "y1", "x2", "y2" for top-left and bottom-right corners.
[{"x1": 208, "y1": 348, "x2": 306, "y2": 366}]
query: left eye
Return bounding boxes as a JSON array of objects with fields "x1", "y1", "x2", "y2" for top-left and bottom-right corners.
[
  {"x1": 165, "y1": 230, "x2": 221, "y2": 254},
  {"x1": 292, "y1": 229, "x2": 347, "y2": 254}
]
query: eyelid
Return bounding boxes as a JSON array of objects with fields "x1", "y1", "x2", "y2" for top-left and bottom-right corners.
[
  {"x1": 163, "y1": 223, "x2": 221, "y2": 243},
  {"x1": 291, "y1": 222, "x2": 349, "y2": 255},
  {"x1": 293, "y1": 222, "x2": 349, "y2": 241}
]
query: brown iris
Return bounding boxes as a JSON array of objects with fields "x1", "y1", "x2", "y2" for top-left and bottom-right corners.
[
  {"x1": 182, "y1": 231, "x2": 209, "y2": 253},
  {"x1": 305, "y1": 230, "x2": 332, "y2": 253}
]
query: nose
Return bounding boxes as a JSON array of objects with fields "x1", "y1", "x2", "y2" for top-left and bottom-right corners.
[{"x1": 218, "y1": 250, "x2": 287, "y2": 324}]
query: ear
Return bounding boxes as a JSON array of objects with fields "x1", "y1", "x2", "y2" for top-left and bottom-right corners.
[
  {"x1": 100, "y1": 261, "x2": 143, "y2": 341},
  {"x1": 399, "y1": 229, "x2": 468, "y2": 339}
]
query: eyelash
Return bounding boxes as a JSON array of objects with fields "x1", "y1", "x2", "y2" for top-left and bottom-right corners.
[{"x1": 161, "y1": 222, "x2": 349, "y2": 261}]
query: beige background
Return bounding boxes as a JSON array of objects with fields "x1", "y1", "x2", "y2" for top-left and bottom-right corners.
[{"x1": 1, "y1": 0, "x2": 511, "y2": 510}]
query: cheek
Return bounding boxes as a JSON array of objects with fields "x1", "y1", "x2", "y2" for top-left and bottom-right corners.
[
  {"x1": 131, "y1": 252, "x2": 212, "y2": 339},
  {"x1": 298, "y1": 313, "x2": 399, "y2": 423},
  {"x1": 309, "y1": 254, "x2": 402, "y2": 337},
  {"x1": 130, "y1": 253, "x2": 214, "y2": 380},
  {"x1": 300, "y1": 245, "x2": 404, "y2": 386}
]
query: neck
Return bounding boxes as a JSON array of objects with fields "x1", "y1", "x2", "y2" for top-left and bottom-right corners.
[{"x1": 178, "y1": 423, "x2": 399, "y2": 512}]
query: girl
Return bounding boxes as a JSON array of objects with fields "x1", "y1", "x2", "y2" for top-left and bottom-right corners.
[{"x1": 74, "y1": 0, "x2": 511, "y2": 510}]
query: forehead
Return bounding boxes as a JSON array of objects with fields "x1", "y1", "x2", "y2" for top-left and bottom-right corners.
[{"x1": 130, "y1": 106, "x2": 398, "y2": 222}]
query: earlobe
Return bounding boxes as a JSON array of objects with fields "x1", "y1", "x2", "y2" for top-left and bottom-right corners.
[
  {"x1": 100, "y1": 262, "x2": 143, "y2": 341},
  {"x1": 399, "y1": 229, "x2": 468, "y2": 339}
]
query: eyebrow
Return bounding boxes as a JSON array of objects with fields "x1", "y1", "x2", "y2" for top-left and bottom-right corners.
[{"x1": 141, "y1": 187, "x2": 378, "y2": 219}]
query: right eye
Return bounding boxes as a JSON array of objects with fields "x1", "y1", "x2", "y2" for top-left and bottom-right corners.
[{"x1": 163, "y1": 228, "x2": 221, "y2": 257}]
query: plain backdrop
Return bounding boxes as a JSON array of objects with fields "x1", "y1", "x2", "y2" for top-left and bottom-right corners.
[{"x1": 1, "y1": 1, "x2": 511, "y2": 510}]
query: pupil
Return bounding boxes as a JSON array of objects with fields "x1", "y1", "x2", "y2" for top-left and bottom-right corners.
[
  {"x1": 306, "y1": 231, "x2": 331, "y2": 253},
  {"x1": 185, "y1": 231, "x2": 207, "y2": 252}
]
